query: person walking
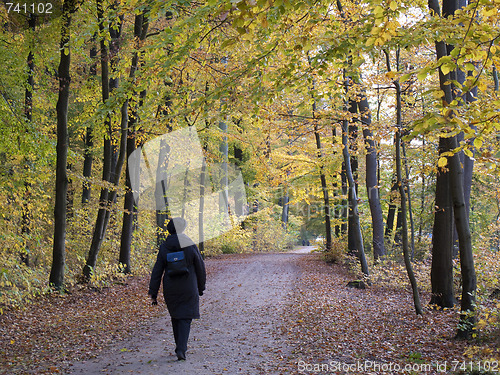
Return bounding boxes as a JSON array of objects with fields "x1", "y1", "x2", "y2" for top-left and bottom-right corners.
[{"x1": 148, "y1": 217, "x2": 206, "y2": 361}]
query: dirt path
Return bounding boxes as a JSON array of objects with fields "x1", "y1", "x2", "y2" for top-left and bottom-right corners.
[{"x1": 66, "y1": 252, "x2": 306, "y2": 375}]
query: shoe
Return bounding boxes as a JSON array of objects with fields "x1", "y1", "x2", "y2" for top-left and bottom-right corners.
[{"x1": 176, "y1": 350, "x2": 186, "y2": 361}]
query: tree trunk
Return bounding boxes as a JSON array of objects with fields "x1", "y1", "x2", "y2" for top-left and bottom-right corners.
[
  {"x1": 396, "y1": 128, "x2": 422, "y2": 315},
  {"x1": 341, "y1": 115, "x2": 369, "y2": 276},
  {"x1": 281, "y1": 187, "x2": 290, "y2": 227},
  {"x1": 119, "y1": 12, "x2": 149, "y2": 273},
  {"x1": 219, "y1": 118, "x2": 229, "y2": 213},
  {"x1": 50, "y1": 0, "x2": 75, "y2": 289},
  {"x1": 347, "y1": 98, "x2": 359, "y2": 254},
  {"x1": 83, "y1": 0, "x2": 118, "y2": 279},
  {"x1": 494, "y1": 66, "x2": 499, "y2": 92},
  {"x1": 386, "y1": 51, "x2": 422, "y2": 313},
  {"x1": 66, "y1": 163, "x2": 74, "y2": 218},
  {"x1": 430, "y1": 138, "x2": 455, "y2": 307},
  {"x1": 82, "y1": 37, "x2": 97, "y2": 204},
  {"x1": 418, "y1": 139, "x2": 427, "y2": 244},
  {"x1": 394, "y1": 206, "x2": 403, "y2": 247},
  {"x1": 199, "y1": 157, "x2": 207, "y2": 257},
  {"x1": 21, "y1": 13, "x2": 36, "y2": 266},
  {"x1": 358, "y1": 92, "x2": 386, "y2": 260},
  {"x1": 341, "y1": 161, "x2": 348, "y2": 235},
  {"x1": 313, "y1": 123, "x2": 332, "y2": 250},
  {"x1": 385, "y1": 175, "x2": 398, "y2": 240},
  {"x1": 155, "y1": 139, "x2": 170, "y2": 245},
  {"x1": 429, "y1": 0, "x2": 477, "y2": 338},
  {"x1": 428, "y1": 0, "x2": 457, "y2": 309},
  {"x1": 401, "y1": 141, "x2": 416, "y2": 260}
]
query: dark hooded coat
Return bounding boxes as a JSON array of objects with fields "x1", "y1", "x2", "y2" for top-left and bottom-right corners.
[{"x1": 148, "y1": 233, "x2": 206, "y2": 319}]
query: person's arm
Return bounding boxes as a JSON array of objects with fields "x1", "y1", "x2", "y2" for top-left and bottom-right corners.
[
  {"x1": 148, "y1": 248, "x2": 165, "y2": 304},
  {"x1": 193, "y1": 246, "x2": 206, "y2": 295}
]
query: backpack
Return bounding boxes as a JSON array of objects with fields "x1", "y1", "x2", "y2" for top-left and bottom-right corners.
[{"x1": 166, "y1": 250, "x2": 189, "y2": 277}]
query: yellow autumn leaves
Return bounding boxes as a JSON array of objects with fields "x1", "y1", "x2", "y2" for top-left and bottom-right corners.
[{"x1": 366, "y1": 2, "x2": 400, "y2": 47}]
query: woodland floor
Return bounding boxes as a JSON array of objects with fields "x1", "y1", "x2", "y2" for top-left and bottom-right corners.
[{"x1": 0, "y1": 249, "x2": 498, "y2": 375}]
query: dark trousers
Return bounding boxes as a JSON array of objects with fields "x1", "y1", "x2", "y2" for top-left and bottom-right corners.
[{"x1": 171, "y1": 318, "x2": 192, "y2": 355}]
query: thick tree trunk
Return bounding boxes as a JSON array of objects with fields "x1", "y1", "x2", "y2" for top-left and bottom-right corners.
[
  {"x1": 358, "y1": 93, "x2": 386, "y2": 260},
  {"x1": 430, "y1": 138, "x2": 455, "y2": 307},
  {"x1": 428, "y1": 0, "x2": 457, "y2": 309},
  {"x1": 341, "y1": 116, "x2": 369, "y2": 276},
  {"x1": 50, "y1": 0, "x2": 75, "y2": 289},
  {"x1": 429, "y1": 0, "x2": 477, "y2": 338}
]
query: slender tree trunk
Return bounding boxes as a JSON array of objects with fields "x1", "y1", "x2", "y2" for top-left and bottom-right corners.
[
  {"x1": 50, "y1": 0, "x2": 76, "y2": 289},
  {"x1": 83, "y1": 0, "x2": 116, "y2": 279},
  {"x1": 347, "y1": 98, "x2": 359, "y2": 254},
  {"x1": 155, "y1": 139, "x2": 170, "y2": 245},
  {"x1": 21, "y1": 13, "x2": 36, "y2": 266},
  {"x1": 332, "y1": 127, "x2": 341, "y2": 237},
  {"x1": 401, "y1": 141, "x2": 416, "y2": 260},
  {"x1": 219, "y1": 118, "x2": 229, "y2": 213},
  {"x1": 281, "y1": 186, "x2": 290, "y2": 227},
  {"x1": 108, "y1": 13, "x2": 123, "y2": 181},
  {"x1": 199, "y1": 158, "x2": 206, "y2": 257},
  {"x1": 396, "y1": 124, "x2": 422, "y2": 315},
  {"x1": 119, "y1": 12, "x2": 149, "y2": 273},
  {"x1": 314, "y1": 123, "x2": 332, "y2": 250},
  {"x1": 341, "y1": 161, "x2": 348, "y2": 235},
  {"x1": 386, "y1": 50, "x2": 422, "y2": 313},
  {"x1": 394, "y1": 206, "x2": 403, "y2": 247},
  {"x1": 418, "y1": 137, "x2": 426, "y2": 243},
  {"x1": 66, "y1": 163, "x2": 74, "y2": 218},
  {"x1": 385, "y1": 175, "x2": 398, "y2": 240},
  {"x1": 494, "y1": 66, "x2": 499, "y2": 92},
  {"x1": 82, "y1": 37, "x2": 97, "y2": 204}
]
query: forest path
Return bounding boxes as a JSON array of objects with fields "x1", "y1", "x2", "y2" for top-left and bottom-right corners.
[{"x1": 67, "y1": 252, "x2": 306, "y2": 375}]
